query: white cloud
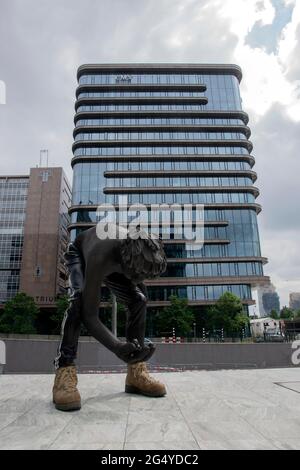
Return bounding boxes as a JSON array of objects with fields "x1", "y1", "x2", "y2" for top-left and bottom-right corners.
[
  {"x1": 216, "y1": 0, "x2": 300, "y2": 120},
  {"x1": 218, "y1": 0, "x2": 276, "y2": 37},
  {"x1": 236, "y1": 46, "x2": 295, "y2": 117}
]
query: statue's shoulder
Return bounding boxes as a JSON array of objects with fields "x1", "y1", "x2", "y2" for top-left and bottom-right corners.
[
  {"x1": 77, "y1": 226, "x2": 121, "y2": 258},
  {"x1": 73, "y1": 226, "x2": 97, "y2": 248}
]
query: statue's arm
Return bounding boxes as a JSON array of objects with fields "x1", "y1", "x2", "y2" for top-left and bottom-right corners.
[
  {"x1": 80, "y1": 260, "x2": 147, "y2": 363},
  {"x1": 81, "y1": 267, "x2": 120, "y2": 353}
]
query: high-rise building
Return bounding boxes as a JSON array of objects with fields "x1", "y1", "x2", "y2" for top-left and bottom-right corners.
[
  {"x1": 256, "y1": 282, "x2": 280, "y2": 316},
  {"x1": 0, "y1": 175, "x2": 28, "y2": 302},
  {"x1": 289, "y1": 292, "x2": 300, "y2": 311},
  {"x1": 0, "y1": 167, "x2": 71, "y2": 312},
  {"x1": 69, "y1": 63, "x2": 269, "y2": 315}
]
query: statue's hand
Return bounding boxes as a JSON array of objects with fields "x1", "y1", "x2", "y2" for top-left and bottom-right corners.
[
  {"x1": 140, "y1": 339, "x2": 156, "y2": 362},
  {"x1": 115, "y1": 339, "x2": 156, "y2": 364},
  {"x1": 115, "y1": 339, "x2": 141, "y2": 362}
]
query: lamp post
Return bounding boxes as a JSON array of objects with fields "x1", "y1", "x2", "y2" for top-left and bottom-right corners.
[
  {"x1": 193, "y1": 322, "x2": 196, "y2": 342},
  {"x1": 111, "y1": 294, "x2": 117, "y2": 337},
  {"x1": 263, "y1": 322, "x2": 267, "y2": 342}
]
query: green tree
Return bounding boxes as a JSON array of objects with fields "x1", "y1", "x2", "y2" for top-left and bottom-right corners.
[
  {"x1": 0, "y1": 292, "x2": 39, "y2": 334},
  {"x1": 207, "y1": 291, "x2": 249, "y2": 333},
  {"x1": 155, "y1": 295, "x2": 194, "y2": 336},
  {"x1": 280, "y1": 307, "x2": 294, "y2": 319},
  {"x1": 50, "y1": 295, "x2": 69, "y2": 334},
  {"x1": 270, "y1": 309, "x2": 279, "y2": 319},
  {"x1": 294, "y1": 309, "x2": 300, "y2": 319}
]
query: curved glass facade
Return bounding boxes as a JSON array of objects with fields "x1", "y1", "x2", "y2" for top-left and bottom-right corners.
[
  {"x1": 70, "y1": 64, "x2": 266, "y2": 307},
  {"x1": 104, "y1": 176, "x2": 253, "y2": 187},
  {"x1": 72, "y1": 160, "x2": 252, "y2": 172},
  {"x1": 146, "y1": 284, "x2": 252, "y2": 302},
  {"x1": 72, "y1": 191, "x2": 255, "y2": 205},
  {"x1": 78, "y1": 91, "x2": 205, "y2": 98},
  {"x1": 78, "y1": 73, "x2": 242, "y2": 110},
  {"x1": 77, "y1": 104, "x2": 210, "y2": 111},
  {"x1": 74, "y1": 146, "x2": 250, "y2": 156},
  {"x1": 162, "y1": 262, "x2": 263, "y2": 278},
  {"x1": 75, "y1": 118, "x2": 245, "y2": 127},
  {"x1": 74, "y1": 131, "x2": 248, "y2": 141}
]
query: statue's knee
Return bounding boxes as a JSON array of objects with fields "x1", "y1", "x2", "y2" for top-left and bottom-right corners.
[
  {"x1": 67, "y1": 290, "x2": 82, "y2": 319},
  {"x1": 136, "y1": 291, "x2": 147, "y2": 305},
  {"x1": 69, "y1": 287, "x2": 82, "y2": 301}
]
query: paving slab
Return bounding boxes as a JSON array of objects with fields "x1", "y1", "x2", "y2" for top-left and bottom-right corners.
[{"x1": 0, "y1": 368, "x2": 299, "y2": 450}]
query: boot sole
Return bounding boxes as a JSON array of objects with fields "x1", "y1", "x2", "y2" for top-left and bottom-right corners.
[
  {"x1": 125, "y1": 384, "x2": 166, "y2": 397},
  {"x1": 53, "y1": 400, "x2": 81, "y2": 411}
]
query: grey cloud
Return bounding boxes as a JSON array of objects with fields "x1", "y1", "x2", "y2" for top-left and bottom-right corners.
[
  {"x1": 0, "y1": 0, "x2": 237, "y2": 181},
  {"x1": 0, "y1": 0, "x2": 299, "y2": 305},
  {"x1": 249, "y1": 103, "x2": 300, "y2": 304},
  {"x1": 251, "y1": 103, "x2": 300, "y2": 232}
]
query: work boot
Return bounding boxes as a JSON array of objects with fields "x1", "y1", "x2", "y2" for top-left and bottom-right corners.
[
  {"x1": 52, "y1": 365, "x2": 81, "y2": 411},
  {"x1": 125, "y1": 361, "x2": 167, "y2": 397}
]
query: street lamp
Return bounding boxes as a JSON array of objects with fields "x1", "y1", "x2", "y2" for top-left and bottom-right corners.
[{"x1": 111, "y1": 294, "x2": 117, "y2": 337}]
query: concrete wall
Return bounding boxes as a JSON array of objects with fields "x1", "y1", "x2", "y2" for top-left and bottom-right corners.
[
  {"x1": 1, "y1": 337, "x2": 299, "y2": 373},
  {"x1": 0, "y1": 340, "x2": 5, "y2": 374}
]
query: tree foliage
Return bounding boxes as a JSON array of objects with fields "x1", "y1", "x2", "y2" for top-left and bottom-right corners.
[
  {"x1": 280, "y1": 307, "x2": 294, "y2": 319},
  {"x1": 0, "y1": 292, "x2": 39, "y2": 334},
  {"x1": 294, "y1": 309, "x2": 300, "y2": 319},
  {"x1": 270, "y1": 309, "x2": 279, "y2": 319},
  {"x1": 155, "y1": 295, "x2": 194, "y2": 336},
  {"x1": 206, "y1": 291, "x2": 249, "y2": 333}
]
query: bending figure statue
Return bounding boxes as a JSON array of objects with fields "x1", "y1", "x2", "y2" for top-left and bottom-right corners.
[{"x1": 52, "y1": 224, "x2": 168, "y2": 411}]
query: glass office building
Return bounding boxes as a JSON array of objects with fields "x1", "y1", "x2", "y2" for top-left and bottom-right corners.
[
  {"x1": 0, "y1": 176, "x2": 28, "y2": 302},
  {"x1": 69, "y1": 64, "x2": 269, "y2": 311}
]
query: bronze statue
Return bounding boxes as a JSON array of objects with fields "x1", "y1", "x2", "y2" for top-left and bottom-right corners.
[{"x1": 52, "y1": 224, "x2": 168, "y2": 411}]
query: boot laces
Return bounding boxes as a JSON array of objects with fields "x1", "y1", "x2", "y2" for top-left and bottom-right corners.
[
  {"x1": 133, "y1": 362, "x2": 159, "y2": 385},
  {"x1": 58, "y1": 367, "x2": 77, "y2": 392}
]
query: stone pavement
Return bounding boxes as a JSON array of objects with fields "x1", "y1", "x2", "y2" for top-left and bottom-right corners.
[{"x1": 0, "y1": 368, "x2": 300, "y2": 450}]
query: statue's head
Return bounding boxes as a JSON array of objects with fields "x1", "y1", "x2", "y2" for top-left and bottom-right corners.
[{"x1": 120, "y1": 227, "x2": 167, "y2": 283}]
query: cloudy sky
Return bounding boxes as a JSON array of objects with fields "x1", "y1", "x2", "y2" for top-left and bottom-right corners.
[{"x1": 0, "y1": 0, "x2": 299, "y2": 307}]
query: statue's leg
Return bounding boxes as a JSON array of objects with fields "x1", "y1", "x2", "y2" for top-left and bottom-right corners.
[
  {"x1": 54, "y1": 243, "x2": 84, "y2": 369},
  {"x1": 104, "y1": 273, "x2": 155, "y2": 361}
]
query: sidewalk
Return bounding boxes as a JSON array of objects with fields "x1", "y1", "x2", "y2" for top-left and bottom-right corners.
[{"x1": 0, "y1": 368, "x2": 300, "y2": 450}]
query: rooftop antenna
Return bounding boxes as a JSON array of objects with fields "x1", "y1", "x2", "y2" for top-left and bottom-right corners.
[{"x1": 39, "y1": 149, "x2": 49, "y2": 167}]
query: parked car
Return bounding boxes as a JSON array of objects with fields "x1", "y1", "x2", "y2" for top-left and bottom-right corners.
[{"x1": 266, "y1": 333, "x2": 285, "y2": 342}]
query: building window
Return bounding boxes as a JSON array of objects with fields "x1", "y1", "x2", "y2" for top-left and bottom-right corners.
[{"x1": 35, "y1": 266, "x2": 42, "y2": 277}]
